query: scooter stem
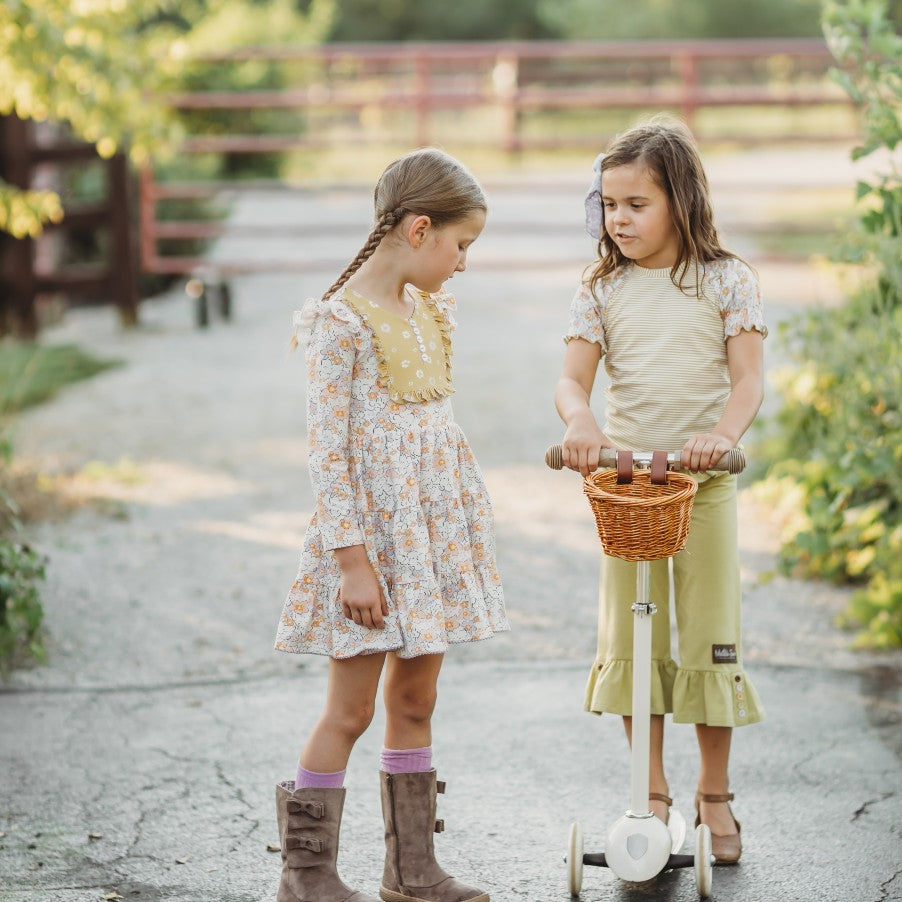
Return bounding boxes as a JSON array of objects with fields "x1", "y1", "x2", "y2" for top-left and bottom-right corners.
[{"x1": 630, "y1": 560, "x2": 654, "y2": 817}]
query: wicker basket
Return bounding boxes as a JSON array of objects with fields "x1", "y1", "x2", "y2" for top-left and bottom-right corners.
[{"x1": 583, "y1": 468, "x2": 698, "y2": 561}]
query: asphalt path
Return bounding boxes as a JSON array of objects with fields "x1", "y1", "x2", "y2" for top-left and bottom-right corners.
[{"x1": 1, "y1": 146, "x2": 900, "y2": 902}]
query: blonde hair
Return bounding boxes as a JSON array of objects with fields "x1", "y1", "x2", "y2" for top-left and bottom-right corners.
[
  {"x1": 588, "y1": 115, "x2": 735, "y2": 298},
  {"x1": 320, "y1": 148, "x2": 486, "y2": 302}
]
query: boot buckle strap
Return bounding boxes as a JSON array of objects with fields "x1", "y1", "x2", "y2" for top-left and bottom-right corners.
[
  {"x1": 434, "y1": 819, "x2": 445, "y2": 833},
  {"x1": 436, "y1": 780, "x2": 446, "y2": 794},
  {"x1": 285, "y1": 834, "x2": 324, "y2": 853},
  {"x1": 287, "y1": 799, "x2": 325, "y2": 818}
]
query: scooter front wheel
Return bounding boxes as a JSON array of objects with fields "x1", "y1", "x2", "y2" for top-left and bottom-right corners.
[
  {"x1": 694, "y1": 823, "x2": 713, "y2": 898},
  {"x1": 567, "y1": 821, "x2": 584, "y2": 896}
]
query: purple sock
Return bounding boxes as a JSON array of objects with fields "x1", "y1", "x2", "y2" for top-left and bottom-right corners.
[
  {"x1": 295, "y1": 764, "x2": 345, "y2": 789},
  {"x1": 380, "y1": 746, "x2": 432, "y2": 774}
]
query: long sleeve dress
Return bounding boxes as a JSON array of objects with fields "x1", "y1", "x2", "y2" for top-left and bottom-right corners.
[{"x1": 275, "y1": 285, "x2": 509, "y2": 660}]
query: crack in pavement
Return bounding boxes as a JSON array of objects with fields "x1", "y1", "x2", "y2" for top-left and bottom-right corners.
[
  {"x1": 852, "y1": 790, "x2": 896, "y2": 822},
  {"x1": 878, "y1": 869, "x2": 902, "y2": 902},
  {"x1": 148, "y1": 746, "x2": 212, "y2": 767},
  {"x1": 0, "y1": 670, "x2": 291, "y2": 696},
  {"x1": 791, "y1": 734, "x2": 842, "y2": 787},
  {"x1": 214, "y1": 761, "x2": 261, "y2": 844}
]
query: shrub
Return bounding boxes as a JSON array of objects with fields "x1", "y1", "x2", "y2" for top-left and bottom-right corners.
[
  {"x1": 0, "y1": 342, "x2": 114, "y2": 673},
  {"x1": 763, "y1": 293, "x2": 902, "y2": 647},
  {"x1": 0, "y1": 539, "x2": 46, "y2": 676},
  {"x1": 759, "y1": 0, "x2": 902, "y2": 647},
  {"x1": 0, "y1": 436, "x2": 46, "y2": 675}
]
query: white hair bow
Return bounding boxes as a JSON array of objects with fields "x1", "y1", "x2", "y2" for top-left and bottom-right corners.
[{"x1": 584, "y1": 152, "x2": 605, "y2": 240}]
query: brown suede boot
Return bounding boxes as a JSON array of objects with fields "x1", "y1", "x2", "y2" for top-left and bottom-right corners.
[
  {"x1": 275, "y1": 781, "x2": 379, "y2": 902},
  {"x1": 379, "y1": 770, "x2": 489, "y2": 902}
]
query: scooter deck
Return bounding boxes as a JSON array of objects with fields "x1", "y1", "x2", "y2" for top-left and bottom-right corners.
[{"x1": 583, "y1": 851, "x2": 695, "y2": 871}]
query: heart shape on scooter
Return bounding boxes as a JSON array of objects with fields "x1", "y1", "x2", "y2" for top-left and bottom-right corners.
[{"x1": 627, "y1": 834, "x2": 649, "y2": 860}]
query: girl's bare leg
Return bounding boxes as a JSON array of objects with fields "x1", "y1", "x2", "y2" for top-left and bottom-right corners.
[
  {"x1": 623, "y1": 714, "x2": 669, "y2": 821},
  {"x1": 383, "y1": 653, "x2": 444, "y2": 749},
  {"x1": 300, "y1": 653, "x2": 386, "y2": 773},
  {"x1": 695, "y1": 724, "x2": 739, "y2": 835}
]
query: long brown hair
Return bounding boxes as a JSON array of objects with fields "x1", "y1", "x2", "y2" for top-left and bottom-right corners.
[
  {"x1": 588, "y1": 116, "x2": 734, "y2": 298},
  {"x1": 320, "y1": 148, "x2": 486, "y2": 301}
]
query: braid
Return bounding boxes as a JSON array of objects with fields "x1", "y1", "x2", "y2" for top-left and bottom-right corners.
[
  {"x1": 320, "y1": 206, "x2": 405, "y2": 302},
  {"x1": 292, "y1": 149, "x2": 484, "y2": 351}
]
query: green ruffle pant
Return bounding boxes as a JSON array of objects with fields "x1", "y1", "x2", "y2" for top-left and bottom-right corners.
[{"x1": 584, "y1": 472, "x2": 764, "y2": 727}]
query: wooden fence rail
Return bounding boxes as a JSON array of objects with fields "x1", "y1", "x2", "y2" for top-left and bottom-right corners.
[
  {"x1": 0, "y1": 115, "x2": 138, "y2": 338},
  {"x1": 141, "y1": 38, "x2": 856, "y2": 292}
]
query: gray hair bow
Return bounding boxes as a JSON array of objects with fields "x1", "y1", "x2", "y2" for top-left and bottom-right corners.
[{"x1": 584, "y1": 152, "x2": 605, "y2": 240}]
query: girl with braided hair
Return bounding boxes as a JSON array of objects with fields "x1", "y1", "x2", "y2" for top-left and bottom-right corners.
[{"x1": 273, "y1": 148, "x2": 508, "y2": 902}]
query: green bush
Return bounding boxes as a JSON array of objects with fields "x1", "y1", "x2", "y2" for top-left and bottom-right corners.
[
  {"x1": 0, "y1": 341, "x2": 116, "y2": 673},
  {"x1": 0, "y1": 539, "x2": 46, "y2": 676},
  {"x1": 759, "y1": 0, "x2": 902, "y2": 648},
  {"x1": 0, "y1": 435, "x2": 46, "y2": 675},
  {"x1": 763, "y1": 294, "x2": 902, "y2": 647}
]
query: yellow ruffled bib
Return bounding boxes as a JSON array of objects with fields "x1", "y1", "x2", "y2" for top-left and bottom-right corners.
[{"x1": 343, "y1": 287, "x2": 454, "y2": 403}]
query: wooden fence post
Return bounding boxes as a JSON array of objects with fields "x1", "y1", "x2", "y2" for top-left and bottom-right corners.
[
  {"x1": 108, "y1": 152, "x2": 139, "y2": 327},
  {"x1": 0, "y1": 115, "x2": 38, "y2": 338},
  {"x1": 0, "y1": 114, "x2": 140, "y2": 335},
  {"x1": 677, "y1": 51, "x2": 700, "y2": 132}
]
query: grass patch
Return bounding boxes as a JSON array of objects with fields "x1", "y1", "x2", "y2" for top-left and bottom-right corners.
[
  {"x1": 0, "y1": 341, "x2": 120, "y2": 677},
  {"x1": 0, "y1": 343, "x2": 120, "y2": 414}
]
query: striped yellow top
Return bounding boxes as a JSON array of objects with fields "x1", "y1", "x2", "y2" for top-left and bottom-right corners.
[{"x1": 565, "y1": 259, "x2": 766, "y2": 451}]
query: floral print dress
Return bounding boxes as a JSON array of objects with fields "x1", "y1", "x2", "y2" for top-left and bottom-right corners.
[{"x1": 275, "y1": 286, "x2": 508, "y2": 659}]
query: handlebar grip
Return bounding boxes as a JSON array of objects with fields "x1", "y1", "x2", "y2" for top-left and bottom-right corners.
[
  {"x1": 544, "y1": 444, "x2": 747, "y2": 474},
  {"x1": 718, "y1": 447, "x2": 747, "y2": 474}
]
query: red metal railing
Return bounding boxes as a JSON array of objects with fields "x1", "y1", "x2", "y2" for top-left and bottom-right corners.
[{"x1": 140, "y1": 39, "x2": 855, "y2": 281}]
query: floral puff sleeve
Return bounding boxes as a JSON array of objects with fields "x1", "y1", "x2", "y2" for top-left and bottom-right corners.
[
  {"x1": 563, "y1": 279, "x2": 607, "y2": 353},
  {"x1": 431, "y1": 288, "x2": 458, "y2": 331},
  {"x1": 304, "y1": 304, "x2": 364, "y2": 552},
  {"x1": 708, "y1": 257, "x2": 768, "y2": 340}
]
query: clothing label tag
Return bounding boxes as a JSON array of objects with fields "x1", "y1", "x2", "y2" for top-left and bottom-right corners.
[{"x1": 712, "y1": 644, "x2": 738, "y2": 664}]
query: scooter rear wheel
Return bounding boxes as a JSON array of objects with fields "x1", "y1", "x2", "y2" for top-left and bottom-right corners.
[{"x1": 567, "y1": 821, "x2": 584, "y2": 896}]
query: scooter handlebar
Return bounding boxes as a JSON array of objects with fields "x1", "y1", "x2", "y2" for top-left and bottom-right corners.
[{"x1": 544, "y1": 445, "x2": 747, "y2": 475}]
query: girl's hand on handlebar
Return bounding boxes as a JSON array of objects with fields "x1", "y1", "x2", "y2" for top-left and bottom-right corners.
[
  {"x1": 562, "y1": 415, "x2": 611, "y2": 477},
  {"x1": 681, "y1": 433, "x2": 733, "y2": 473}
]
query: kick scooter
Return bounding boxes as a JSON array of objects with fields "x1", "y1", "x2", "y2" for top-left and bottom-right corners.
[{"x1": 545, "y1": 445, "x2": 747, "y2": 898}]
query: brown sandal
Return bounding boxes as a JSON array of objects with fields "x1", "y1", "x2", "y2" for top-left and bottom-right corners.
[
  {"x1": 649, "y1": 791, "x2": 672, "y2": 826},
  {"x1": 694, "y1": 791, "x2": 742, "y2": 864}
]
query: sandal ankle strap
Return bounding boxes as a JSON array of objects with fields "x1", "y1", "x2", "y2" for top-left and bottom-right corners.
[
  {"x1": 649, "y1": 792, "x2": 673, "y2": 806},
  {"x1": 695, "y1": 791, "x2": 735, "y2": 804}
]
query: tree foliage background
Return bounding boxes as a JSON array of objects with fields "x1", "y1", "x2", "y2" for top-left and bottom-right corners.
[
  {"x1": 758, "y1": 0, "x2": 902, "y2": 648},
  {"x1": 326, "y1": 0, "x2": 827, "y2": 41},
  {"x1": 6, "y1": 0, "x2": 901, "y2": 238},
  {"x1": 0, "y1": 0, "x2": 334, "y2": 238}
]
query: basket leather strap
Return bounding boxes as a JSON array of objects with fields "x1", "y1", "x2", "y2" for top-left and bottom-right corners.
[
  {"x1": 616, "y1": 450, "x2": 633, "y2": 484},
  {"x1": 650, "y1": 450, "x2": 668, "y2": 485}
]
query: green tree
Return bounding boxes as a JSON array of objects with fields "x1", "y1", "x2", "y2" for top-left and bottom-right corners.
[
  {"x1": 0, "y1": 0, "x2": 335, "y2": 237},
  {"x1": 172, "y1": 0, "x2": 334, "y2": 179},
  {"x1": 327, "y1": 0, "x2": 558, "y2": 41},
  {"x1": 824, "y1": 0, "x2": 902, "y2": 309},
  {"x1": 0, "y1": 0, "x2": 186, "y2": 238},
  {"x1": 759, "y1": 0, "x2": 902, "y2": 648},
  {"x1": 538, "y1": 0, "x2": 824, "y2": 40}
]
